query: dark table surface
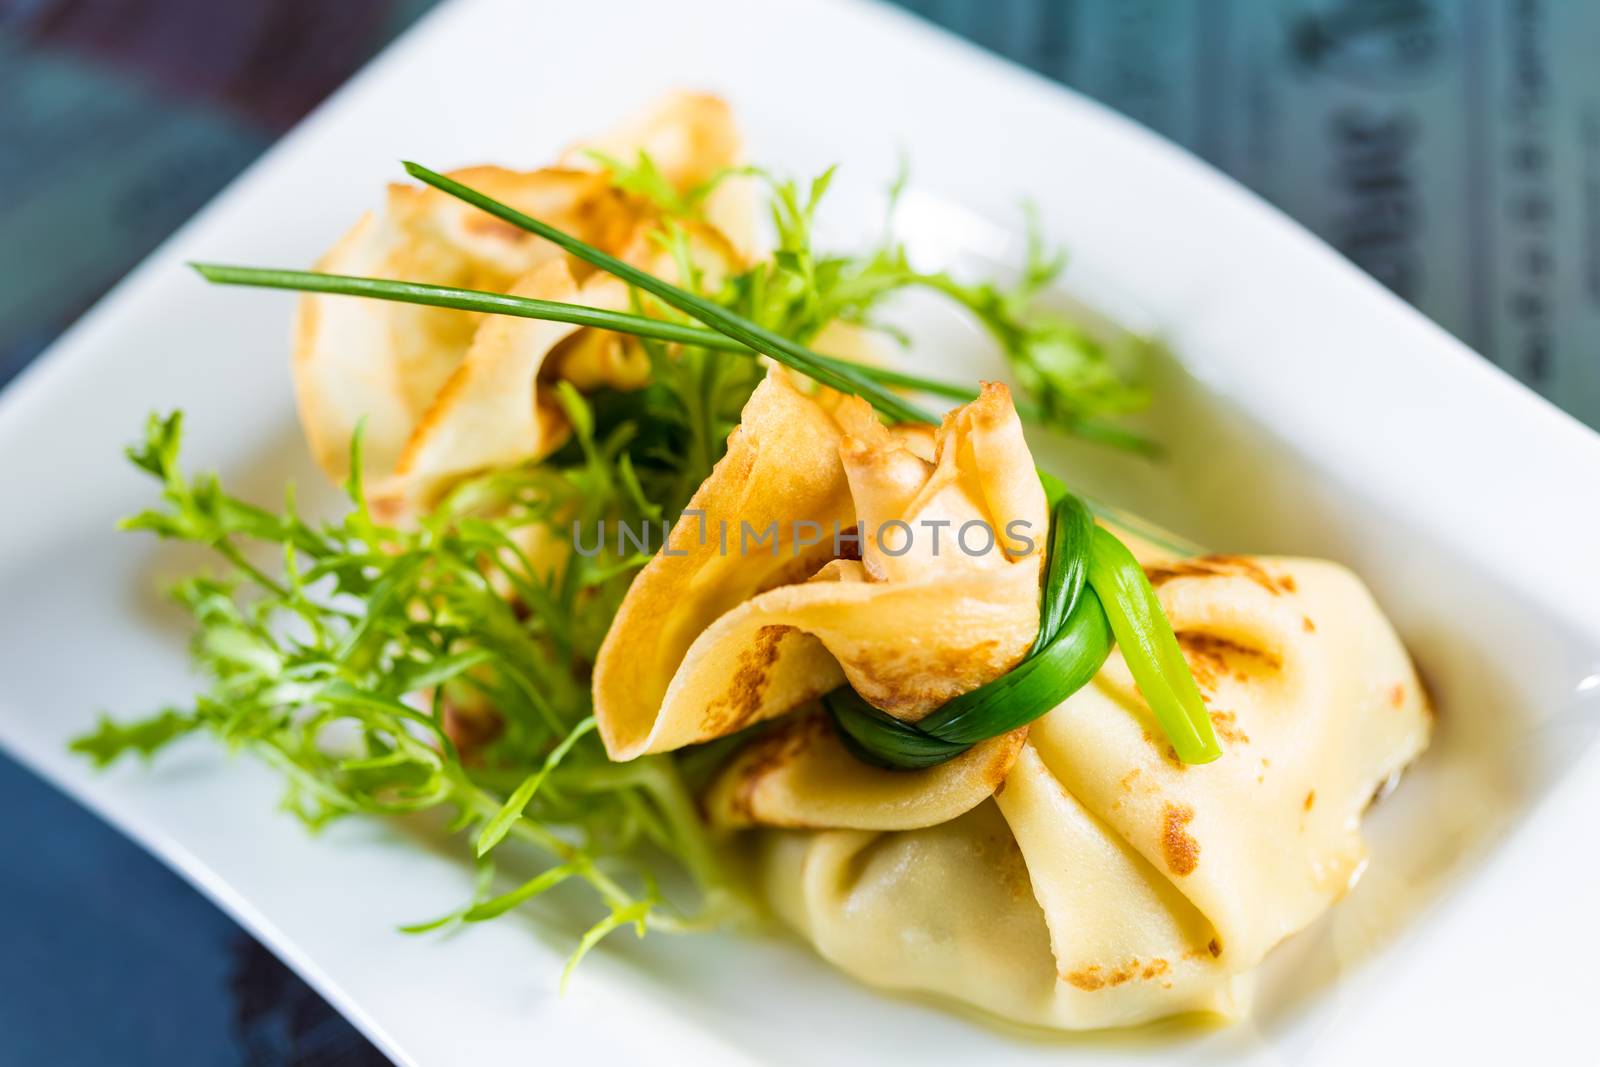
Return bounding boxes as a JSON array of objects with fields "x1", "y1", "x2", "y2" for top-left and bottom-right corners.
[{"x1": 3, "y1": 1, "x2": 1596, "y2": 1063}]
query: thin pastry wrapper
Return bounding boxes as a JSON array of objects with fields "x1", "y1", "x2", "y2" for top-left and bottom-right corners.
[
  {"x1": 593, "y1": 373, "x2": 1431, "y2": 1030},
  {"x1": 593, "y1": 370, "x2": 1048, "y2": 760},
  {"x1": 735, "y1": 553, "x2": 1429, "y2": 1029},
  {"x1": 370, "y1": 222, "x2": 740, "y2": 517},
  {"x1": 291, "y1": 91, "x2": 752, "y2": 516}
]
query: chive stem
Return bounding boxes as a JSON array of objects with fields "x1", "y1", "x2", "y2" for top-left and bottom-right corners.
[
  {"x1": 1087, "y1": 529, "x2": 1221, "y2": 764},
  {"x1": 191, "y1": 263, "x2": 993, "y2": 413}
]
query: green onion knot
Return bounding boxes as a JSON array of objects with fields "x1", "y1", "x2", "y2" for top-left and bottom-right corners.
[{"x1": 824, "y1": 487, "x2": 1222, "y2": 770}]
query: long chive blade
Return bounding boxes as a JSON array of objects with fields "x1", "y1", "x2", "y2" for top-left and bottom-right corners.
[
  {"x1": 192, "y1": 263, "x2": 990, "y2": 413},
  {"x1": 193, "y1": 262, "x2": 1095, "y2": 442},
  {"x1": 1086, "y1": 528, "x2": 1221, "y2": 764},
  {"x1": 401, "y1": 161, "x2": 937, "y2": 425},
  {"x1": 192, "y1": 263, "x2": 736, "y2": 347},
  {"x1": 818, "y1": 359, "x2": 972, "y2": 401}
]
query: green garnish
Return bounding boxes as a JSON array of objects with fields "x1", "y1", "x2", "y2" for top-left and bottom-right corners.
[
  {"x1": 824, "y1": 494, "x2": 1107, "y2": 768},
  {"x1": 75, "y1": 408, "x2": 740, "y2": 975},
  {"x1": 77, "y1": 156, "x2": 1209, "y2": 982},
  {"x1": 823, "y1": 492, "x2": 1220, "y2": 769},
  {"x1": 1088, "y1": 528, "x2": 1220, "y2": 763},
  {"x1": 742, "y1": 165, "x2": 1157, "y2": 454}
]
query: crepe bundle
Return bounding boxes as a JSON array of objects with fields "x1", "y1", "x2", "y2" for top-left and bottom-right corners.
[
  {"x1": 291, "y1": 91, "x2": 752, "y2": 517},
  {"x1": 593, "y1": 370, "x2": 1431, "y2": 1030}
]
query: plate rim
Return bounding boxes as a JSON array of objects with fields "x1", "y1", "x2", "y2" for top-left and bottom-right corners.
[{"x1": 1, "y1": 1, "x2": 1597, "y2": 1064}]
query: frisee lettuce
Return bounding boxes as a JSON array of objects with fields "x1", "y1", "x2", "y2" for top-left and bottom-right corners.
[{"x1": 77, "y1": 407, "x2": 739, "y2": 977}]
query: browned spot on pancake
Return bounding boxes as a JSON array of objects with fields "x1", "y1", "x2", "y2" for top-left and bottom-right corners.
[
  {"x1": 1161, "y1": 803, "x2": 1200, "y2": 876},
  {"x1": 703, "y1": 624, "x2": 796, "y2": 735},
  {"x1": 1176, "y1": 633, "x2": 1282, "y2": 694},
  {"x1": 1065, "y1": 966, "x2": 1106, "y2": 992},
  {"x1": 975, "y1": 728, "x2": 1029, "y2": 790},
  {"x1": 1120, "y1": 767, "x2": 1143, "y2": 791},
  {"x1": 1106, "y1": 961, "x2": 1138, "y2": 986},
  {"x1": 850, "y1": 638, "x2": 1009, "y2": 716},
  {"x1": 1303, "y1": 615, "x2": 1317, "y2": 633},
  {"x1": 1066, "y1": 957, "x2": 1167, "y2": 991},
  {"x1": 1278, "y1": 574, "x2": 1297, "y2": 594},
  {"x1": 1209, "y1": 709, "x2": 1249, "y2": 745},
  {"x1": 1145, "y1": 555, "x2": 1286, "y2": 597},
  {"x1": 1208, "y1": 938, "x2": 1222, "y2": 958},
  {"x1": 1304, "y1": 790, "x2": 1316, "y2": 811},
  {"x1": 1145, "y1": 561, "x2": 1222, "y2": 588},
  {"x1": 1389, "y1": 683, "x2": 1407, "y2": 709},
  {"x1": 1206, "y1": 555, "x2": 1289, "y2": 595}
]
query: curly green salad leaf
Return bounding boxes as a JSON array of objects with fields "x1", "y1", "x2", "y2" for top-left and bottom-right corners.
[{"x1": 77, "y1": 409, "x2": 736, "y2": 980}]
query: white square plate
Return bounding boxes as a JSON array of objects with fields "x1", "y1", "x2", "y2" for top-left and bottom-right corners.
[{"x1": 3, "y1": 0, "x2": 1598, "y2": 1063}]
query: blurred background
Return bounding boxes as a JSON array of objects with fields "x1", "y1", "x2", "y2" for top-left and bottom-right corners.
[{"x1": 1, "y1": 0, "x2": 1593, "y2": 1063}]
